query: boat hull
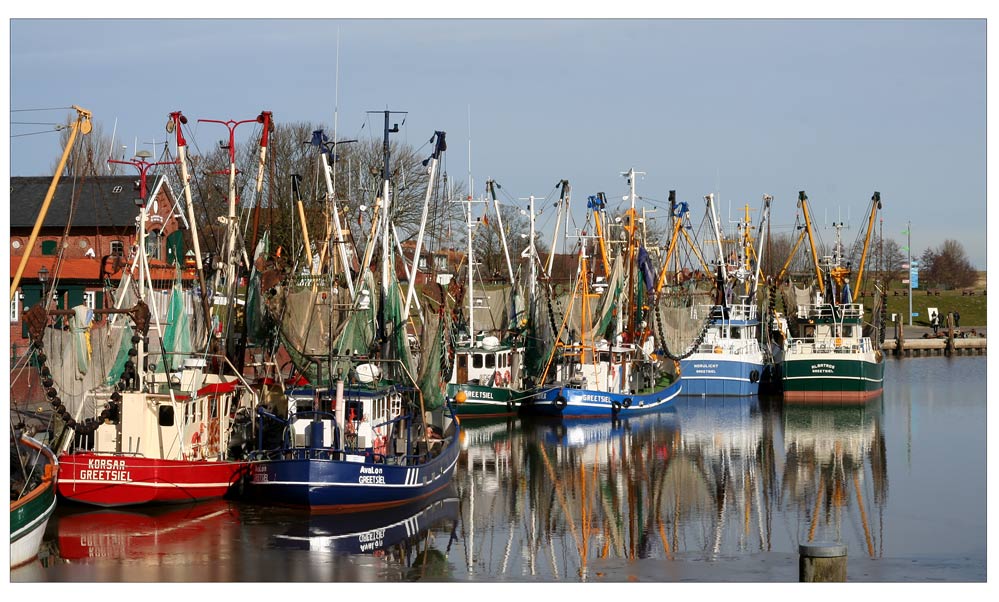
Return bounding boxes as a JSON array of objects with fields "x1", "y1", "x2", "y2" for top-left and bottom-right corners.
[
  {"x1": 679, "y1": 354, "x2": 763, "y2": 396},
  {"x1": 524, "y1": 380, "x2": 682, "y2": 418},
  {"x1": 781, "y1": 352, "x2": 885, "y2": 403},
  {"x1": 57, "y1": 453, "x2": 247, "y2": 507},
  {"x1": 447, "y1": 383, "x2": 521, "y2": 417},
  {"x1": 243, "y1": 436, "x2": 461, "y2": 512},
  {"x1": 10, "y1": 436, "x2": 59, "y2": 568}
]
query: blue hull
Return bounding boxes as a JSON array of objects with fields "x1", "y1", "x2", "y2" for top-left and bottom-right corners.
[
  {"x1": 244, "y1": 436, "x2": 461, "y2": 512},
  {"x1": 679, "y1": 357, "x2": 763, "y2": 396},
  {"x1": 522, "y1": 380, "x2": 682, "y2": 418}
]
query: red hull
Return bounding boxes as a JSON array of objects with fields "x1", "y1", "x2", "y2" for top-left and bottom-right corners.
[{"x1": 57, "y1": 453, "x2": 247, "y2": 507}]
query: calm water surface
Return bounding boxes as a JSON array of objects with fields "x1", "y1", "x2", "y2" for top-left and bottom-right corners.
[{"x1": 13, "y1": 357, "x2": 986, "y2": 582}]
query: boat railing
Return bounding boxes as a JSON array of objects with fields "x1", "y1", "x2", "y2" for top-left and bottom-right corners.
[
  {"x1": 694, "y1": 339, "x2": 761, "y2": 355},
  {"x1": 787, "y1": 336, "x2": 873, "y2": 355},
  {"x1": 701, "y1": 303, "x2": 758, "y2": 322},
  {"x1": 797, "y1": 303, "x2": 864, "y2": 321}
]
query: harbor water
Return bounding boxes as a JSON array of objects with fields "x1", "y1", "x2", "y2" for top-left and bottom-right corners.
[{"x1": 13, "y1": 356, "x2": 986, "y2": 583}]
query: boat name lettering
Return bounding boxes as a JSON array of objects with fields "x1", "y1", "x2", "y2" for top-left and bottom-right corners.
[
  {"x1": 358, "y1": 475, "x2": 386, "y2": 484},
  {"x1": 811, "y1": 363, "x2": 836, "y2": 374},
  {"x1": 358, "y1": 528, "x2": 386, "y2": 543},
  {"x1": 581, "y1": 395, "x2": 611, "y2": 403},
  {"x1": 359, "y1": 466, "x2": 383, "y2": 474},
  {"x1": 87, "y1": 458, "x2": 128, "y2": 470},
  {"x1": 467, "y1": 390, "x2": 495, "y2": 400},
  {"x1": 693, "y1": 363, "x2": 718, "y2": 369},
  {"x1": 78, "y1": 468, "x2": 132, "y2": 482},
  {"x1": 359, "y1": 538, "x2": 384, "y2": 552}
]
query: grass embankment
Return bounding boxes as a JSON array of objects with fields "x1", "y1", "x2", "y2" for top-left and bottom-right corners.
[{"x1": 882, "y1": 273, "x2": 987, "y2": 327}]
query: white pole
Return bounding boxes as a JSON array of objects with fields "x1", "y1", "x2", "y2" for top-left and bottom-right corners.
[
  {"x1": 402, "y1": 143, "x2": 440, "y2": 317},
  {"x1": 467, "y1": 193, "x2": 475, "y2": 340},
  {"x1": 322, "y1": 152, "x2": 356, "y2": 300}
]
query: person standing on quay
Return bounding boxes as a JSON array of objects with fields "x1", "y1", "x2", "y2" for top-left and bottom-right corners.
[
  {"x1": 931, "y1": 312, "x2": 940, "y2": 336},
  {"x1": 954, "y1": 310, "x2": 961, "y2": 328}
]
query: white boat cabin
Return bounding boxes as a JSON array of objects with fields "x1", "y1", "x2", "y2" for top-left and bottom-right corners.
[{"x1": 451, "y1": 335, "x2": 524, "y2": 389}]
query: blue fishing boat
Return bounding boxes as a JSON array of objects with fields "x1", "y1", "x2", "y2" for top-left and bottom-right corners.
[
  {"x1": 243, "y1": 117, "x2": 460, "y2": 511},
  {"x1": 679, "y1": 194, "x2": 771, "y2": 396},
  {"x1": 522, "y1": 169, "x2": 682, "y2": 418}
]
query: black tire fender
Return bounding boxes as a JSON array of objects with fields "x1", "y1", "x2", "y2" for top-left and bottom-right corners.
[
  {"x1": 622, "y1": 397, "x2": 632, "y2": 408},
  {"x1": 553, "y1": 395, "x2": 567, "y2": 410}
]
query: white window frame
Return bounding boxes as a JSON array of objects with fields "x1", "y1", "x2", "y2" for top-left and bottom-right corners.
[{"x1": 10, "y1": 292, "x2": 21, "y2": 323}]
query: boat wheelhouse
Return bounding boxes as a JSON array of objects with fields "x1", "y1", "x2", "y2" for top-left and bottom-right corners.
[{"x1": 680, "y1": 302, "x2": 765, "y2": 396}]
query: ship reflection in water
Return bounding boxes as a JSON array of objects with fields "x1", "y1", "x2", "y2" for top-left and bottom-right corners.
[
  {"x1": 454, "y1": 396, "x2": 886, "y2": 580},
  {"x1": 26, "y1": 373, "x2": 988, "y2": 582}
]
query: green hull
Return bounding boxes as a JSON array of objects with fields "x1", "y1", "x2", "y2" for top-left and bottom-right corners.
[
  {"x1": 11, "y1": 437, "x2": 58, "y2": 568},
  {"x1": 781, "y1": 353, "x2": 885, "y2": 402},
  {"x1": 447, "y1": 383, "x2": 522, "y2": 417}
]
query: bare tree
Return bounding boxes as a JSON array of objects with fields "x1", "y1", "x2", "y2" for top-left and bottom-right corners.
[{"x1": 921, "y1": 239, "x2": 977, "y2": 290}]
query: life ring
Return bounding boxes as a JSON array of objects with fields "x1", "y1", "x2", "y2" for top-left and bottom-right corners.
[
  {"x1": 553, "y1": 395, "x2": 567, "y2": 410},
  {"x1": 622, "y1": 397, "x2": 632, "y2": 409}
]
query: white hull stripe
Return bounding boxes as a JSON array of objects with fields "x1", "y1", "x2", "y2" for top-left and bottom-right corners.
[
  {"x1": 60, "y1": 479, "x2": 234, "y2": 488},
  {"x1": 784, "y1": 375, "x2": 884, "y2": 383}
]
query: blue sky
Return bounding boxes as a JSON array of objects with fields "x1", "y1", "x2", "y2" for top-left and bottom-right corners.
[{"x1": 5, "y1": 17, "x2": 989, "y2": 268}]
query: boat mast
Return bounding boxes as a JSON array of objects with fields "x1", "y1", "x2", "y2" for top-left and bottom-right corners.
[
  {"x1": 402, "y1": 132, "x2": 446, "y2": 319},
  {"x1": 319, "y1": 137, "x2": 357, "y2": 300},
  {"x1": 751, "y1": 195, "x2": 772, "y2": 301},
  {"x1": 798, "y1": 191, "x2": 825, "y2": 296},
  {"x1": 167, "y1": 111, "x2": 212, "y2": 330},
  {"x1": 545, "y1": 180, "x2": 570, "y2": 277},
  {"x1": 10, "y1": 105, "x2": 92, "y2": 303},
  {"x1": 853, "y1": 192, "x2": 881, "y2": 294},
  {"x1": 487, "y1": 180, "x2": 516, "y2": 285},
  {"x1": 107, "y1": 151, "x2": 178, "y2": 387}
]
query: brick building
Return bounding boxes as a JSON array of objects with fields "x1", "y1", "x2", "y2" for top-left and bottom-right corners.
[{"x1": 9, "y1": 174, "x2": 191, "y2": 359}]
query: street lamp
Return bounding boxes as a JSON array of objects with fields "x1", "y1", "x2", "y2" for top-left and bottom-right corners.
[{"x1": 37, "y1": 265, "x2": 49, "y2": 308}]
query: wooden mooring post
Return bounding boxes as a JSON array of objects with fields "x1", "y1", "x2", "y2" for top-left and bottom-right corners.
[{"x1": 799, "y1": 542, "x2": 847, "y2": 582}]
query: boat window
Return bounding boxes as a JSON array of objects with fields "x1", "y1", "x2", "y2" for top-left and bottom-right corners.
[
  {"x1": 731, "y1": 328, "x2": 741, "y2": 339},
  {"x1": 347, "y1": 399, "x2": 364, "y2": 421},
  {"x1": 485, "y1": 354, "x2": 495, "y2": 368},
  {"x1": 458, "y1": 354, "x2": 467, "y2": 368},
  {"x1": 599, "y1": 352, "x2": 611, "y2": 363},
  {"x1": 843, "y1": 325, "x2": 852, "y2": 337},
  {"x1": 804, "y1": 326, "x2": 815, "y2": 338},
  {"x1": 158, "y1": 405, "x2": 174, "y2": 427},
  {"x1": 473, "y1": 354, "x2": 483, "y2": 369}
]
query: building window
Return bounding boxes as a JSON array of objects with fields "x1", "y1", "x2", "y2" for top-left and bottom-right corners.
[
  {"x1": 10, "y1": 293, "x2": 21, "y2": 323},
  {"x1": 434, "y1": 255, "x2": 448, "y2": 272},
  {"x1": 418, "y1": 256, "x2": 428, "y2": 271},
  {"x1": 84, "y1": 291, "x2": 97, "y2": 310},
  {"x1": 146, "y1": 230, "x2": 161, "y2": 260},
  {"x1": 110, "y1": 240, "x2": 124, "y2": 256},
  {"x1": 41, "y1": 240, "x2": 57, "y2": 255}
]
